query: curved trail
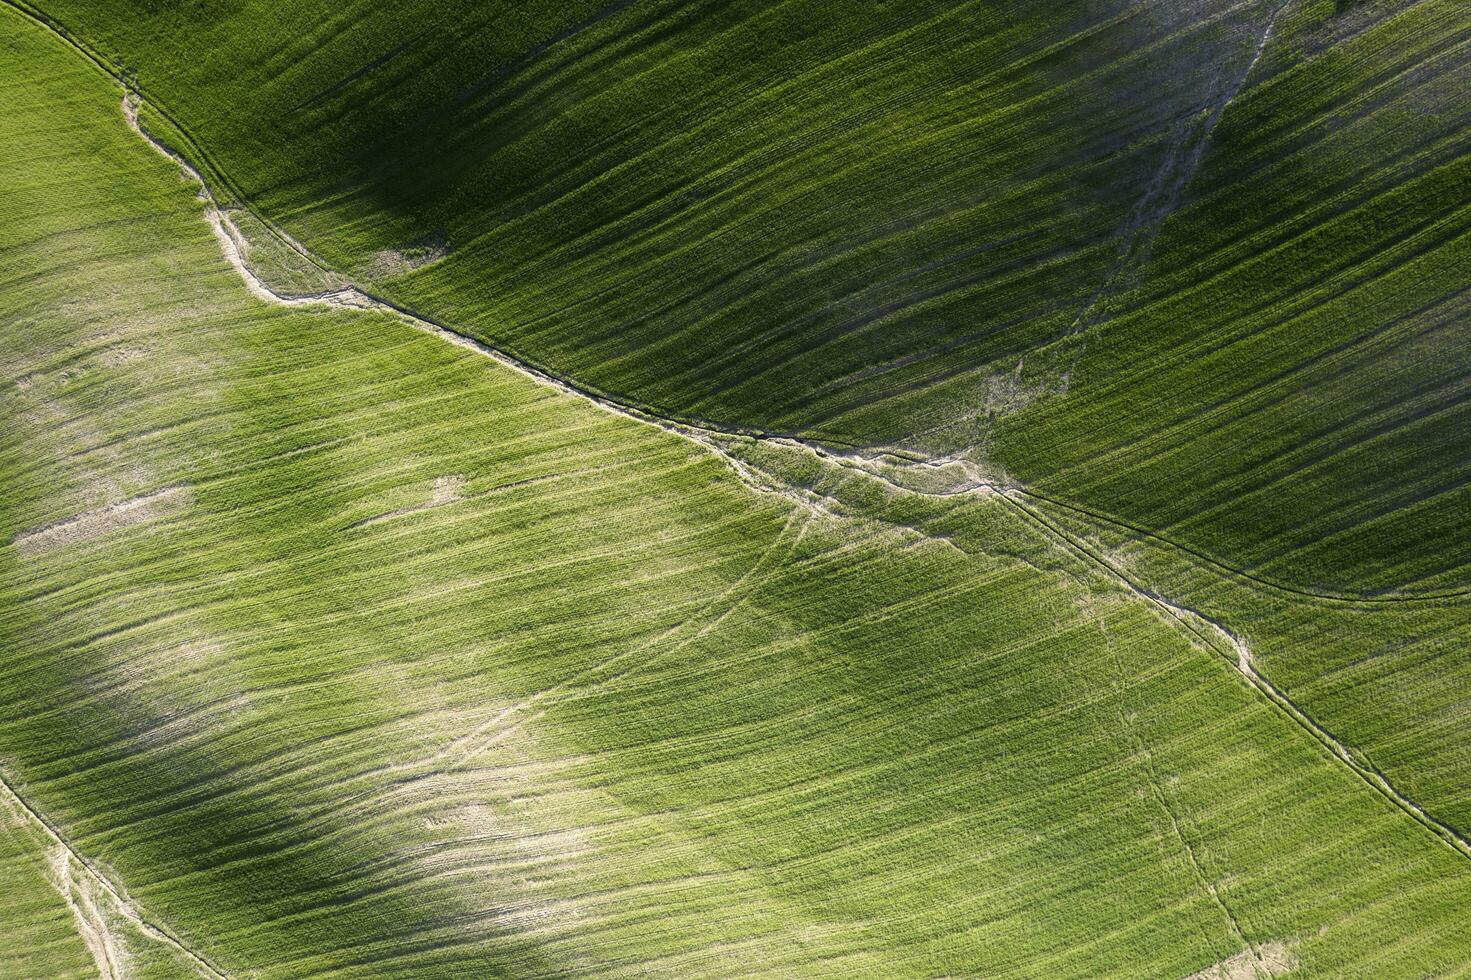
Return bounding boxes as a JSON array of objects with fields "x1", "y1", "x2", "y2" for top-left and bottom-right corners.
[{"x1": 1001, "y1": 492, "x2": 1471, "y2": 865}]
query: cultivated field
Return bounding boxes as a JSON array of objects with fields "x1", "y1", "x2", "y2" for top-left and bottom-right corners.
[
  {"x1": 27, "y1": 0, "x2": 1471, "y2": 595},
  {"x1": 3, "y1": 0, "x2": 1470, "y2": 977}
]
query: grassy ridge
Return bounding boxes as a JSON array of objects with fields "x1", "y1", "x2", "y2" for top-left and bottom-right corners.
[
  {"x1": 25, "y1": 0, "x2": 1468, "y2": 842},
  {"x1": 8, "y1": 7, "x2": 1471, "y2": 974}
]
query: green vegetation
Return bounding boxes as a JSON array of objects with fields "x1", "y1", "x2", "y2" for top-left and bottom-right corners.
[
  {"x1": 4, "y1": 0, "x2": 1471, "y2": 975},
  {"x1": 0, "y1": 808, "x2": 99, "y2": 979},
  {"x1": 999, "y1": 0, "x2": 1471, "y2": 596},
  {"x1": 24, "y1": 0, "x2": 1470, "y2": 596}
]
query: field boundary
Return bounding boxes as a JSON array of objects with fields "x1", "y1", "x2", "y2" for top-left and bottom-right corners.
[
  {"x1": 0, "y1": 770, "x2": 227, "y2": 978},
  {"x1": 1002, "y1": 492, "x2": 1471, "y2": 865}
]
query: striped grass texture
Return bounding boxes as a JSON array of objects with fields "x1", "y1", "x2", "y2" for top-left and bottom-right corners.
[
  {"x1": 6, "y1": 5, "x2": 1471, "y2": 975},
  {"x1": 22, "y1": 0, "x2": 1471, "y2": 597}
]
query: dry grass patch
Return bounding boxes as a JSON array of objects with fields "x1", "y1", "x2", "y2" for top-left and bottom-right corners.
[{"x1": 11, "y1": 485, "x2": 192, "y2": 555}]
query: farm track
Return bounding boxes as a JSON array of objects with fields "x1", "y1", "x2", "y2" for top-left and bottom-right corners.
[
  {"x1": 0, "y1": 770, "x2": 227, "y2": 978},
  {"x1": 1000, "y1": 492, "x2": 1471, "y2": 866}
]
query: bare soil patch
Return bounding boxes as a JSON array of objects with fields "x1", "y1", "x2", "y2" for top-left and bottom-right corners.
[
  {"x1": 1187, "y1": 941, "x2": 1297, "y2": 979},
  {"x1": 12, "y1": 485, "x2": 191, "y2": 555},
  {"x1": 365, "y1": 240, "x2": 448, "y2": 279}
]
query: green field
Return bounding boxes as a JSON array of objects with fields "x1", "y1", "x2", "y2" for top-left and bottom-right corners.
[
  {"x1": 4, "y1": 0, "x2": 1471, "y2": 976},
  {"x1": 24, "y1": 0, "x2": 1471, "y2": 595}
]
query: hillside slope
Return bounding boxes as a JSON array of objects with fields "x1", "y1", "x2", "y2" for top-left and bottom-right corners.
[
  {"x1": 6, "y1": 6, "x2": 1471, "y2": 975},
  {"x1": 22, "y1": 0, "x2": 1471, "y2": 596}
]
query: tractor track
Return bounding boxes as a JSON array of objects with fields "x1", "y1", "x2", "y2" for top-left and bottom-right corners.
[
  {"x1": 999, "y1": 491, "x2": 1471, "y2": 866},
  {"x1": 0, "y1": 769, "x2": 228, "y2": 978}
]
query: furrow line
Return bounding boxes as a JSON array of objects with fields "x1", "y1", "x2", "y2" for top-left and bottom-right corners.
[{"x1": 1011, "y1": 486, "x2": 1471, "y2": 604}]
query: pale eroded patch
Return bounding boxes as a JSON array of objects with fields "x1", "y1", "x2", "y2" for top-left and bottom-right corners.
[
  {"x1": 350, "y1": 473, "x2": 468, "y2": 529},
  {"x1": 430, "y1": 473, "x2": 468, "y2": 505},
  {"x1": 11, "y1": 485, "x2": 192, "y2": 555},
  {"x1": 1186, "y1": 941, "x2": 1297, "y2": 979},
  {"x1": 48, "y1": 845, "x2": 129, "y2": 980},
  {"x1": 365, "y1": 242, "x2": 448, "y2": 279}
]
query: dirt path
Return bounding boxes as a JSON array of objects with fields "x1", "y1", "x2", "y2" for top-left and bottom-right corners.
[
  {"x1": 0, "y1": 770, "x2": 227, "y2": 979},
  {"x1": 48, "y1": 844, "x2": 127, "y2": 980},
  {"x1": 1001, "y1": 492, "x2": 1471, "y2": 866}
]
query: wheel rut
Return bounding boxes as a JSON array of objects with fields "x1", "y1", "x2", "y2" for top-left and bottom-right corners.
[
  {"x1": 1001, "y1": 492, "x2": 1471, "y2": 866},
  {"x1": 0, "y1": 770, "x2": 228, "y2": 979}
]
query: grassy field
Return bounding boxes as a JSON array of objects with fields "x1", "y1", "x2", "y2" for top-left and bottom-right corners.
[
  {"x1": 21, "y1": 0, "x2": 1471, "y2": 880},
  {"x1": 23, "y1": 0, "x2": 1471, "y2": 602},
  {"x1": 996, "y1": 0, "x2": 1471, "y2": 597},
  {"x1": 8, "y1": 4, "x2": 1471, "y2": 975}
]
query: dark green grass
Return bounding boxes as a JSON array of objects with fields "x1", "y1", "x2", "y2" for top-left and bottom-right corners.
[
  {"x1": 31, "y1": 0, "x2": 1470, "y2": 596},
  {"x1": 996, "y1": 0, "x2": 1471, "y2": 597}
]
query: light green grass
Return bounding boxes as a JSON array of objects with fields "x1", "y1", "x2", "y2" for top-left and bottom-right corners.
[
  {"x1": 6, "y1": 7, "x2": 1471, "y2": 975},
  {"x1": 0, "y1": 808, "x2": 99, "y2": 979}
]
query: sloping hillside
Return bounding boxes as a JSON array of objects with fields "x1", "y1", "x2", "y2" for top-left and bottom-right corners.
[
  {"x1": 18, "y1": 0, "x2": 1471, "y2": 880},
  {"x1": 7, "y1": 4, "x2": 1471, "y2": 975},
  {"x1": 24, "y1": 0, "x2": 1471, "y2": 597}
]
